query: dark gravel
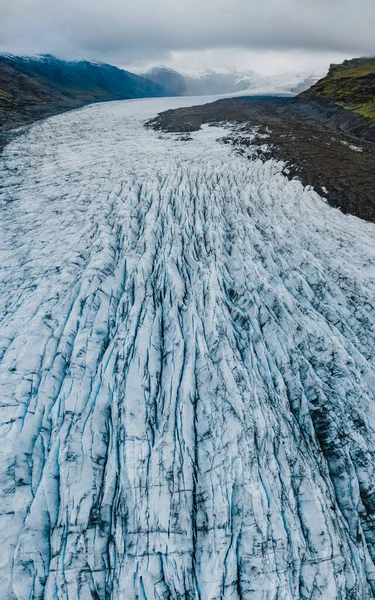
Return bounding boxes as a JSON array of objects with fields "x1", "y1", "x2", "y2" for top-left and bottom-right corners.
[{"x1": 148, "y1": 96, "x2": 375, "y2": 223}]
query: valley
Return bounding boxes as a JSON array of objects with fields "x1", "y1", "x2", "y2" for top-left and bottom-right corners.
[{"x1": 1, "y1": 96, "x2": 375, "y2": 598}]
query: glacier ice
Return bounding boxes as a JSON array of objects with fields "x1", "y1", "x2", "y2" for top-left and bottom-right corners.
[{"x1": 1, "y1": 97, "x2": 375, "y2": 599}]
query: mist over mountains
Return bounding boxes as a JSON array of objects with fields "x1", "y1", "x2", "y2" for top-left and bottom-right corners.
[{"x1": 140, "y1": 66, "x2": 321, "y2": 96}]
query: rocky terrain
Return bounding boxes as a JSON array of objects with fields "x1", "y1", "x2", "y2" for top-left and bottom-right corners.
[
  {"x1": 0, "y1": 54, "x2": 172, "y2": 133},
  {"x1": 148, "y1": 92, "x2": 375, "y2": 222}
]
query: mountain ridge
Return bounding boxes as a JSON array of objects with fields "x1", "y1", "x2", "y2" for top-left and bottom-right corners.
[{"x1": 0, "y1": 54, "x2": 174, "y2": 131}]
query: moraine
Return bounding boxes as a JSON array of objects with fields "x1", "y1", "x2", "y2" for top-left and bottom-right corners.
[{"x1": 1, "y1": 96, "x2": 375, "y2": 599}]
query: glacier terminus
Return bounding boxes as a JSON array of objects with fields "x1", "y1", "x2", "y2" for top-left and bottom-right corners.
[{"x1": 1, "y1": 96, "x2": 375, "y2": 599}]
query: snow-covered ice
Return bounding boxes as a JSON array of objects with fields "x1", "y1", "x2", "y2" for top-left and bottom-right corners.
[
  {"x1": 340, "y1": 140, "x2": 364, "y2": 153},
  {"x1": 1, "y1": 96, "x2": 375, "y2": 599}
]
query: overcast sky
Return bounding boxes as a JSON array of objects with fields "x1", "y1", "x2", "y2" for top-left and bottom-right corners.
[{"x1": 1, "y1": 0, "x2": 374, "y2": 75}]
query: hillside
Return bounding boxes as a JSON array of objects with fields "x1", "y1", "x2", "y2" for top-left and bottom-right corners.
[
  {"x1": 0, "y1": 54, "x2": 173, "y2": 131},
  {"x1": 298, "y1": 57, "x2": 375, "y2": 142}
]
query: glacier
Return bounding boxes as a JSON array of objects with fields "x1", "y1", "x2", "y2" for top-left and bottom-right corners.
[{"x1": 1, "y1": 96, "x2": 375, "y2": 599}]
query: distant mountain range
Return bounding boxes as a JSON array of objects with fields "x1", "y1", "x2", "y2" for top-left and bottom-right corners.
[
  {"x1": 140, "y1": 66, "x2": 321, "y2": 97},
  {"x1": 0, "y1": 54, "x2": 173, "y2": 130},
  {"x1": 2, "y1": 54, "x2": 373, "y2": 144}
]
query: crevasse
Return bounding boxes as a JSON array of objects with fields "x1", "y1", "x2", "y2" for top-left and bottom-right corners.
[{"x1": 1, "y1": 97, "x2": 375, "y2": 599}]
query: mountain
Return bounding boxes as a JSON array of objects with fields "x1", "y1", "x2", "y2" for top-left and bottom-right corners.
[
  {"x1": 141, "y1": 66, "x2": 321, "y2": 97},
  {"x1": 141, "y1": 66, "x2": 187, "y2": 95},
  {"x1": 298, "y1": 57, "x2": 375, "y2": 142},
  {"x1": 0, "y1": 54, "x2": 174, "y2": 130}
]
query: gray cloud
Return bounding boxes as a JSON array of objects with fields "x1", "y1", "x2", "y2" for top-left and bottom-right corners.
[{"x1": 1, "y1": 0, "x2": 374, "y2": 72}]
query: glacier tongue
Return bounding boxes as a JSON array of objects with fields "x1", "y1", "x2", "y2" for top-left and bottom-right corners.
[{"x1": 1, "y1": 97, "x2": 375, "y2": 599}]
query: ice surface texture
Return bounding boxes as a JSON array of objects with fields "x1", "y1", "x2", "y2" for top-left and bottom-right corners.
[{"x1": 1, "y1": 97, "x2": 375, "y2": 599}]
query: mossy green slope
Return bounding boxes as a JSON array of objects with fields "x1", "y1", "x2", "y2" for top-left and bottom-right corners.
[{"x1": 299, "y1": 57, "x2": 375, "y2": 123}]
